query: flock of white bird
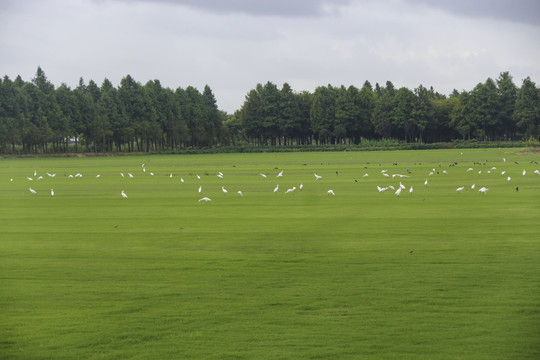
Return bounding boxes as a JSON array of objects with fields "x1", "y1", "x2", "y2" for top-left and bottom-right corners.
[
  {"x1": 12, "y1": 157, "x2": 540, "y2": 202},
  {"x1": 15, "y1": 164, "x2": 335, "y2": 202}
]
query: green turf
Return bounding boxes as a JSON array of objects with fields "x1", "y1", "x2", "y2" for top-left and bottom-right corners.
[{"x1": 1, "y1": 149, "x2": 539, "y2": 359}]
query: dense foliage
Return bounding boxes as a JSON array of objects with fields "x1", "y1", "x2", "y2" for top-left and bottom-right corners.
[{"x1": 1, "y1": 68, "x2": 539, "y2": 153}]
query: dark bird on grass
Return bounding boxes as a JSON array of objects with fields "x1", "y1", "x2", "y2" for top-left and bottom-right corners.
[
  {"x1": 516, "y1": 187, "x2": 519, "y2": 192},
  {"x1": 410, "y1": 250, "x2": 415, "y2": 254}
]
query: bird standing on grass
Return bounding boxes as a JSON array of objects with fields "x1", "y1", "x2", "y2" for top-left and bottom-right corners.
[
  {"x1": 328, "y1": 189, "x2": 335, "y2": 196},
  {"x1": 29, "y1": 188, "x2": 37, "y2": 194},
  {"x1": 121, "y1": 190, "x2": 128, "y2": 199}
]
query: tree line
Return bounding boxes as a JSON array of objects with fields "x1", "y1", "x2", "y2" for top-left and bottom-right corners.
[{"x1": 0, "y1": 67, "x2": 539, "y2": 154}]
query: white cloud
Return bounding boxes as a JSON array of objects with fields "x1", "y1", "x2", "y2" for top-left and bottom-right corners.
[{"x1": 1, "y1": 0, "x2": 539, "y2": 113}]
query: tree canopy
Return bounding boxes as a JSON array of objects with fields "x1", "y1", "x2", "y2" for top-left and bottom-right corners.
[{"x1": 0, "y1": 68, "x2": 539, "y2": 153}]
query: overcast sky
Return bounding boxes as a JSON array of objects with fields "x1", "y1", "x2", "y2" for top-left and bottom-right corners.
[{"x1": 1, "y1": 0, "x2": 539, "y2": 113}]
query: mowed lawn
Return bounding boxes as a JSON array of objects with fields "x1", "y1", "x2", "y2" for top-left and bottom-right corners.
[{"x1": 1, "y1": 149, "x2": 539, "y2": 359}]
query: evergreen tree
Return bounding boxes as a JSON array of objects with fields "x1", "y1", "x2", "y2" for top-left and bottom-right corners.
[{"x1": 513, "y1": 77, "x2": 540, "y2": 139}]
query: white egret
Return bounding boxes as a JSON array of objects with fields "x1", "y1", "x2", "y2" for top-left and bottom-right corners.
[
  {"x1": 503, "y1": 157, "x2": 506, "y2": 162},
  {"x1": 285, "y1": 187, "x2": 296, "y2": 194},
  {"x1": 507, "y1": 176, "x2": 511, "y2": 181},
  {"x1": 121, "y1": 190, "x2": 128, "y2": 199},
  {"x1": 328, "y1": 189, "x2": 335, "y2": 196},
  {"x1": 381, "y1": 170, "x2": 388, "y2": 173},
  {"x1": 36, "y1": 176, "x2": 43, "y2": 180},
  {"x1": 150, "y1": 172, "x2": 154, "y2": 176},
  {"x1": 314, "y1": 174, "x2": 322, "y2": 180},
  {"x1": 218, "y1": 171, "x2": 224, "y2": 177},
  {"x1": 443, "y1": 170, "x2": 447, "y2": 174},
  {"x1": 198, "y1": 186, "x2": 202, "y2": 193},
  {"x1": 388, "y1": 185, "x2": 395, "y2": 190},
  {"x1": 96, "y1": 174, "x2": 101, "y2": 178},
  {"x1": 277, "y1": 170, "x2": 283, "y2": 177},
  {"x1": 222, "y1": 186, "x2": 228, "y2": 194},
  {"x1": 467, "y1": 168, "x2": 474, "y2": 172},
  {"x1": 299, "y1": 183, "x2": 303, "y2": 190},
  {"x1": 51, "y1": 189, "x2": 54, "y2": 196},
  {"x1": 523, "y1": 170, "x2": 526, "y2": 176},
  {"x1": 501, "y1": 171, "x2": 506, "y2": 175},
  {"x1": 10, "y1": 178, "x2": 13, "y2": 182},
  {"x1": 217, "y1": 173, "x2": 223, "y2": 179},
  {"x1": 409, "y1": 186, "x2": 413, "y2": 194},
  {"x1": 491, "y1": 167, "x2": 497, "y2": 170},
  {"x1": 142, "y1": 163, "x2": 145, "y2": 168},
  {"x1": 478, "y1": 170, "x2": 482, "y2": 175},
  {"x1": 27, "y1": 177, "x2": 33, "y2": 181},
  {"x1": 377, "y1": 185, "x2": 384, "y2": 192},
  {"x1": 479, "y1": 187, "x2": 489, "y2": 194},
  {"x1": 170, "y1": 173, "x2": 173, "y2": 178},
  {"x1": 29, "y1": 188, "x2": 37, "y2": 194},
  {"x1": 456, "y1": 186, "x2": 464, "y2": 192},
  {"x1": 198, "y1": 197, "x2": 212, "y2": 202},
  {"x1": 383, "y1": 173, "x2": 390, "y2": 177},
  {"x1": 425, "y1": 179, "x2": 428, "y2": 187},
  {"x1": 120, "y1": 172, "x2": 124, "y2": 178},
  {"x1": 181, "y1": 177, "x2": 184, "y2": 183},
  {"x1": 273, "y1": 185, "x2": 279, "y2": 193},
  {"x1": 68, "y1": 174, "x2": 73, "y2": 178},
  {"x1": 471, "y1": 184, "x2": 476, "y2": 190},
  {"x1": 260, "y1": 173, "x2": 267, "y2": 178},
  {"x1": 34, "y1": 171, "x2": 37, "y2": 176},
  {"x1": 395, "y1": 187, "x2": 402, "y2": 196},
  {"x1": 534, "y1": 170, "x2": 540, "y2": 175},
  {"x1": 487, "y1": 171, "x2": 491, "y2": 174},
  {"x1": 363, "y1": 173, "x2": 369, "y2": 177},
  {"x1": 399, "y1": 182, "x2": 406, "y2": 190},
  {"x1": 128, "y1": 173, "x2": 134, "y2": 178},
  {"x1": 197, "y1": 174, "x2": 200, "y2": 180},
  {"x1": 429, "y1": 171, "x2": 434, "y2": 176},
  {"x1": 237, "y1": 191, "x2": 243, "y2": 197},
  {"x1": 143, "y1": 167, "x2": 146, "y2": 173}
]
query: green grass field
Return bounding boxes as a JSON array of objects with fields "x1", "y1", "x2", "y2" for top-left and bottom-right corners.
[{"x1": 1, "y1": 148, "x2": 539, "y2": 359}]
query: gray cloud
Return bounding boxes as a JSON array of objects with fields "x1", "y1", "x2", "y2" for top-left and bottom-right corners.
[
  {"x1": 406, "y1": 0, "x2": 540, "y2": 25},
  {"x1": 120, "y1": 0, "x2": 354, "y2": 16}
]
